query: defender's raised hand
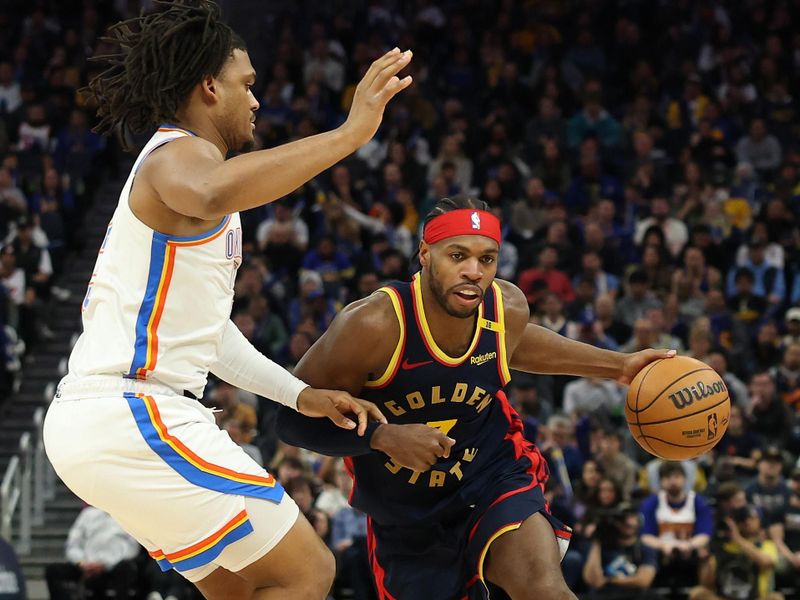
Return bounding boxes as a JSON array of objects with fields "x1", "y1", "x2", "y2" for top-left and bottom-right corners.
[{"x1": 343, "y1": 48, "x2": 413, "y2": 147}]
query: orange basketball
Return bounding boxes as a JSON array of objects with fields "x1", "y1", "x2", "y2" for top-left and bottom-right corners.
[{"x1": 625, "y1": 355, "x2": 730, "y2": 460}]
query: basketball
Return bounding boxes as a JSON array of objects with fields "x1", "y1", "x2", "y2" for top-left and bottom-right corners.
[{"x1": 625, "y1": 356, "x2": 730, "y2": 460}]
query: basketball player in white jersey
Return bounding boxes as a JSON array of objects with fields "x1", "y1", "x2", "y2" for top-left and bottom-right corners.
[{"x1": 42, "y1": 2, "x2": 409, "y2": 598}]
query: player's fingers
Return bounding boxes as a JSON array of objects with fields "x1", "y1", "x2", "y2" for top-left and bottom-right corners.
[
  {"x1": 380, "y1": 75, "x2": 413, "y2": 102},
  {"x1": 325, "y1": 398, "x2": 357, "y2": 431},
  {"x1": 363, "y1": 400, "x2": 388, "y2": 424},
  {"x1": 362, "y1": 47, "x2": 402, "y2": 90},
  {"x1": 441, "y1": 436, "x2": 456, "y2": 459},
  {"x1": 370, "y1": 50, "x2": 412, "y2": 93}
]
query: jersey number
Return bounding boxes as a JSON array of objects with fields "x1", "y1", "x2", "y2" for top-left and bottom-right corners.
[{"x1": 426, "y1": 419, "x2": 458, "y2": 436}]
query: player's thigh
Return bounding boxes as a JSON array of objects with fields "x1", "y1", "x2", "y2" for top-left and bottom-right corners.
[
  {"x1": 236, "y1": 511, "x2": 335, "y2": 589},
  {"x1": 484, "y1": 512, "x2": 576, "y2": 600}
]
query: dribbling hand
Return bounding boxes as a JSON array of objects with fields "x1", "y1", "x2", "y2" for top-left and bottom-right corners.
[
  {"x1": 370, "y1": 423, "x2": 456, "y2": 472},
  {"x1": 342, "y1": 48, "x2": 413, "y2": 147},
  {"x1": 618, "y1": 348, "x2": 676, "y2": 385},
  {"x1": 297, "y1": 387, "x2": 387, "y2": 436}
]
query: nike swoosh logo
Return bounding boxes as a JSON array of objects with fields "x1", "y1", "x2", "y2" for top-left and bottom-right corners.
[{"x1": 401, "y1": 359, "x2": 434, "y2": 370}]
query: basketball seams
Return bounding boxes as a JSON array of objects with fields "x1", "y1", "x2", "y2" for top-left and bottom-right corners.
[
  {"x1": 626, "y1": 396, "x2": 730, "y2": 427},
  {"x1": 636, "y1": 434, "x2": 720, "y2": 449},
  {"x1": 633, "y1": 367, "x2": 713, "y2": 414},
  {"x1": 632, "y1": 359, "x2": 663, "y2": 456}
]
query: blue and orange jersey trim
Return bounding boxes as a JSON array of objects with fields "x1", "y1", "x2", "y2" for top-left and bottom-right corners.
[
  {"x1": 364, "y1": 287, "x2": 406, "y2": 389},
  {"x1": 127, "y1": 215, "x2": 231, "y2": 379},
  {"x1": 125, "y1": 393, "x2": 284, "y2": 502},
  {"x1": 149, "y1": 509, "x2": 253, "y2": 572},
  {"x1": 410, "y1": 273, "x2": 483, "y2": 366},
  {"x1": 157, "y1": 123, "x2": 198, "y2": 137}
]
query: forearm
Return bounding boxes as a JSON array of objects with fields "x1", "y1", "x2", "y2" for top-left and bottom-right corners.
[
  {"x1": 733, "y1": 537, "x2": 776, "y2": 569},
  {"x1": 640, "y1": 534, "x2": 662, "y2": 550},
  {"x1": 511, "y1": 324, "x2": 626, "y2": 379},
  {"x1": 276, "y1": 406, "x2": 380, "y2": 456},
  {"x1": 205, "y1": 127, "x2": 358, "y2": 217},
  {"x1": 210, "y1": 320, "x2": 308, "y2": 409},
  {"x1": 611, "y1": 567, "x2": 655, "y2": 588},
  {"x1": 689, "y1": 534, "x2": 710, "y2": 550},
  {"x1": 583, "y1": 543, "x2": 606, "y2": 588}
]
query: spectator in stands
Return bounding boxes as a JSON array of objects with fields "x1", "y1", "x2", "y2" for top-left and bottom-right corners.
[
  {"x1": 691, "y1": 504, "x2": 783, "y2": 600},
  {"x1": 771, "y1": 343, "x2": 800, "y2": 411},
  {"x1": 766, "y1": 467, "x2": 800, "y2": 588},
  {"x1": 0, "y1": 167, "x2": 25, "y2": 239},
  {"x1": 714, "y1": 404, "x2": 763, "y2": 482},
  {"x1": 736, "y1": 118, "x2": 783, "y2": 180},
  {"x1": 518, "y1": 244, "x2": 575, "y2": 305},
  {"x1": 641, "y1": 462, "x2": 713, "y2": 592},
  {"x1": 45, "y1": 505, "x2": 139, "y2": 600},
  {"x1": 726, "y1": 240, "x2": 785, "y2": 308},
  {"x1": 747, "y1": 447, "x2": 791, "y2": 528},
  {"x1": 634, "y1": 197, "x2": 690, "y2": 258},
  {"x1": 596, "y1": 430, "x2": 638, "y2": 500},
  {"x1": 582, "y1": 503, "x2": 657, "y2": 599},
  {"x1": 615, "y1": 269, "x2": 661, "y2": 328},
  {"x1": 747, "y1": 372, "x2": 795, "y2": 447}
]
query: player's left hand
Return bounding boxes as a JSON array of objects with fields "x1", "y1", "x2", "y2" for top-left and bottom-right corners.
[
  {"x1": 296, "y1": 387, "x2": 387, "y2": 435},
  {"x1": 618, "y1": 348, "x2": 676, "y2": 385}
]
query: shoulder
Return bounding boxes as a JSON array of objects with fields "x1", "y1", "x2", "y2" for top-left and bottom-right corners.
[
  {"x1": 330, "y1": 288, "x2": 399, "y2": 338},
  {"x1": 494, "y1": 278, "x2": 529, "y2": 333},
  {"x1": 138, "y1": 135, "x2": 222, "y2": 178},
  {"x1": 640, "y1": 495, "x2": 658, "y2": 511}
]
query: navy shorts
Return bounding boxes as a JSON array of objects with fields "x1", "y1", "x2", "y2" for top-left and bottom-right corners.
[{"x1": 366, "y1": 467, "x2": 572, "y2": 600}]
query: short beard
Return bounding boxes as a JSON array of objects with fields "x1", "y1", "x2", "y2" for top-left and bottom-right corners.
[{"x1": 427, "y1": 259, "x2": 479, "y2": 319}]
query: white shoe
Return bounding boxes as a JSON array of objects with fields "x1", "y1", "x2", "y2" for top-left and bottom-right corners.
[{"x1": 146, "y1": 593, "x2": 164, "y2": 600}]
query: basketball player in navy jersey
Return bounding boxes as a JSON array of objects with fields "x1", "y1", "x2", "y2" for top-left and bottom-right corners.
[{"x1": 278, "y1": 197, "x2": 674, "y2": 600}]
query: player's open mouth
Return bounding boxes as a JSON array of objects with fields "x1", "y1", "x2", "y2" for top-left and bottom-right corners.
[{"x1": 453, "y1": 288, "x2": 481, "y2": 305}]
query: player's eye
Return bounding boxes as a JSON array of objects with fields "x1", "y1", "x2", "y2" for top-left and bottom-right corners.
[
  {"x1": 481, "y1": 256, "x2": 495, "y2": 264},
  {"x1": 450, "y1": 253, "x2": 463, "y2": 261}
]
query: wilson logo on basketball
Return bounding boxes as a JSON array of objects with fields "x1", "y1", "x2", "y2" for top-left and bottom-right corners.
[{"x1": 668, "y1": 380, "x2": 726, "y2": 410}]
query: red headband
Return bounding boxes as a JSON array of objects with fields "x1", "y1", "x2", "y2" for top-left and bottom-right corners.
[{"x1": 423, "y1": 209, "x2": 502, "y2": 246}]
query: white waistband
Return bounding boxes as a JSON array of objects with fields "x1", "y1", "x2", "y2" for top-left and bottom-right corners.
[{"x1": 55, "y1": 375, "x2": 190, "y2": 401}]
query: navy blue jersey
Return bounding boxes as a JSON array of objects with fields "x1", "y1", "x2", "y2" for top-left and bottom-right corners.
[{"x1": 348, "y1": 274, "x2": 549, "y2": 526}]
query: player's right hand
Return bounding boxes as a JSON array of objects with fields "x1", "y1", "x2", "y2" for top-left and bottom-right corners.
[
  {"x1": 369, "y1": 423, "x2": 455, "y2": 472},
  {"x1": 342, "y1": 48, "x2": 413, "y2": 147}
]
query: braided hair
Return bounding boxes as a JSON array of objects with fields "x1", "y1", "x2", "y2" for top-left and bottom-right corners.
[
  {"x1": 84, "y1": 0, "x2": 245, "y2": 149},
  {"x1": 422, "y1": 196, "x2": 490, "y2": 231}
]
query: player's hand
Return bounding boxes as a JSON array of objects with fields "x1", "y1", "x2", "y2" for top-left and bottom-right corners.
[
  {"x1": 618, "y1": 348, "x2": 676, "y2": 385},
  {"x1": 370, "y1": 423, "x2": 455, "y2": 472},
  {"x1": 341, "y1": 48, "x2": 413, "y2": 147},
  {"x1": 296, "y1": 387, "x2": 387, "y2": 436}
]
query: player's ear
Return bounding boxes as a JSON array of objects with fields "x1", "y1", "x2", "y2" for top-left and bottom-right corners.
[
  {"x1": 199, "y1": 75, "x2": 218, "y2": 103},
  {"x1": 418, "y1": 241, "x2": 429, "y2": 267}
]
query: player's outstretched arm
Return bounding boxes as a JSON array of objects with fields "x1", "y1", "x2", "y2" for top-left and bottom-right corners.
[
  {"x1": 143, "y1": 49, "x2": 412, "y2": 220},
  {"x1": 497, "y1": 280, "x2": 674, "y2": 383},
  {"x1": 277, "y1": 293, "x2": 454, "y2": 469},
  {"x1": 209, "y1": 319, "x2": 383, "y2": 433}
]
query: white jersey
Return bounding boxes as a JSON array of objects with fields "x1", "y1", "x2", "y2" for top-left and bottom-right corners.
[
  {"x1": 655, "y1": 490, "x2": 697, "y2": 541},
  {"x1": 65, "y1": 125, "x2": 243, "y2": 398}
]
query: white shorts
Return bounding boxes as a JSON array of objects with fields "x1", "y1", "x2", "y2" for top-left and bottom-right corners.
[{"x1": 43, "y1": 376, "x2": 299, "y2": 582}]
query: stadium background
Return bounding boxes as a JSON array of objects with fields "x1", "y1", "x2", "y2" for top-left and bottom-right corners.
[{"x1": 1, "y1": 0, "x2": 800, "y2": 598}]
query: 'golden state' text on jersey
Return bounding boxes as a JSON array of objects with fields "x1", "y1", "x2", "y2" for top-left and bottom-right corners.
[{"x1": 355, "y1": 274, "x2": 549, "y2": 526}]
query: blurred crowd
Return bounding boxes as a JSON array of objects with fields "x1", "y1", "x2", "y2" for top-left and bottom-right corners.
[
  {"x1": 0, "y1": 0, "x2": 114, "y2": 397},
  {"x1": 4, "y1": 0, "x2": 800, "y2": 599}
]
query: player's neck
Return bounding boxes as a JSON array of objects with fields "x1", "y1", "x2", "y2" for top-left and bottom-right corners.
[
  {"x1": 173, "y1": 108, "x2": 229, "y2": 156},
  {"x1": 418, "y1": 275, "x2": 478, "y2": 355}
]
